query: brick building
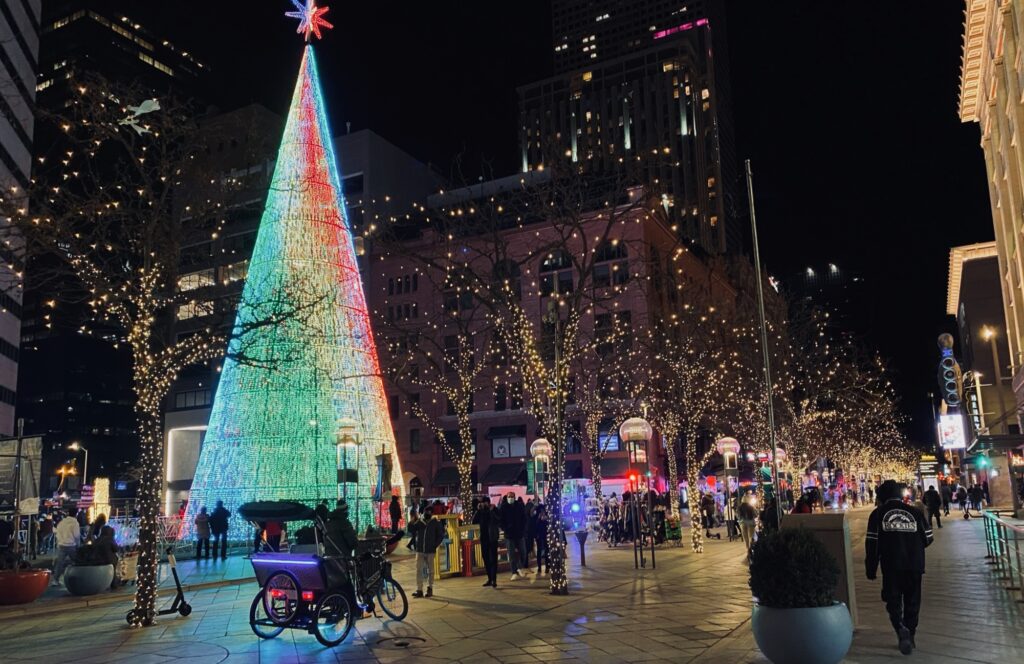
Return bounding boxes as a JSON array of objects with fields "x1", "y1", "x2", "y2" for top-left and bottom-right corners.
[{"x1": 367, "y1": 176, "x2": 726, "y2": 502}]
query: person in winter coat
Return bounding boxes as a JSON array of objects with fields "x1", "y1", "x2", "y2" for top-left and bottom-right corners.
[
  {"x1": 737, "y1": 497, "x2": 758, "y2": 562},
  {"x1": 524, "y1": 498, "x2": 539, "y2": 568},
  {"x1": 956, "y1": 485, "x2": 970, "y2": 516},
  {"x1": 969, "y1": 484, "x2": 985, "y2": 511},
  {"x1": 52, "y1": 509, "x2": 82, "y2": 585},
  {"x1": 923, "y1": 486, "x2": 942, "y2": 529},
  {"x1": 209, "y1": 500, "x2": 231, "y2": 560},
  {"x1": 700, "y1": 493, "x2": 719, "y2": 539},
  {"x1": 499, "y1": 492, "x2": 530, "y2": 579},
  {"x1": 866, "y1": 479, "x2": 933, "y2": 655},
  {"x1": 409, "y1": 506, "x2": 446, "y2": 597},
  {"x1": 534, "y1": 504, "x2": 550, "y2": 576},
  {"x1": 324, "y1": 500, "x2": 358, "y2": 558},
  {"x1": 473, "y1": 497, "x2": 500, "y2": 587},
  {"x1": 388, "y1": 496, "x2": 402, "y2": 534},
  {"x1": 940, "y1": 483, "x2": 952, "y2": 516},
  {"x1": 194, "y1": 506, "x2": 211, "y2": 559}
]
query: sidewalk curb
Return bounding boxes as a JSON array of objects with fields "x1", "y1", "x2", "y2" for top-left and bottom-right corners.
[{"x1": 0, "y1": 574, "x2": 256, "y2": 619}]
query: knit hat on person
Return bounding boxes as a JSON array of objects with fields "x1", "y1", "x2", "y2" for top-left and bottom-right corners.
[{"x1": 876, "y1": 480, "x2": 902, "y2": 502}]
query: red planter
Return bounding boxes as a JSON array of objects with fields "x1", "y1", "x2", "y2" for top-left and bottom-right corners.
[{"x1": 0, "y1": 569, "x2": 51, "y2": 605}]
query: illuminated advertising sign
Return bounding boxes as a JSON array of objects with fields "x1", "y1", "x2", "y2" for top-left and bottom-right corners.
[{"x1": 937, "y1": 414, "x2": 967, "y2": 450}]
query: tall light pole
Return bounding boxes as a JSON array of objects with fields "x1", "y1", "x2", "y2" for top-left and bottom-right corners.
[
  {"x1": 335, "y1": 419, "x2": 361, "y2": 527},
  {"x1": 744, "y1": 160, "x2": 782, "y2": 525},
  {"x1": 69, "y1": 442, "x2": 89, "y2": 486},
  {"x1": 982, "y1": 327, "x2": 1010, "y2": 434}
]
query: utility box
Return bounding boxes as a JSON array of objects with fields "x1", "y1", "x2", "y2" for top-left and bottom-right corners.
[{"x1": 781, "y1": 512, "x2": 858, "y2": 626}]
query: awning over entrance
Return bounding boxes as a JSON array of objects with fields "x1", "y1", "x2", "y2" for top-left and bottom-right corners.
[
  {"x1": 482, "y1": 462, "x2": 526, "y2": 485},
  {"x1": 487, "y1": 425, "x2": 527, "y2": 439}
]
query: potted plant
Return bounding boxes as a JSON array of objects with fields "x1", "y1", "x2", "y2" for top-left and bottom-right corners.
[
  {"x1": 749, "y1": 527, "x2": 853, "y2": 664},
  {"x1": 0, "y1": 543, "x2": 50, "y2": 605}
]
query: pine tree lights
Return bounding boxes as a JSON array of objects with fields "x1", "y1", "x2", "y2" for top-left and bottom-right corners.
[{"x1": 185, "y1": 42, "x2": 404, "y2": 537}]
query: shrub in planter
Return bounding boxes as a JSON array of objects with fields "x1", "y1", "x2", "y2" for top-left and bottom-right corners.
[{"x1": 748, "y1": 527, "x2": 852, "y2": 664}]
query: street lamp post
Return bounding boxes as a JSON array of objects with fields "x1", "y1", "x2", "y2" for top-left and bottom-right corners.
[
  {"x1": 744, "y1": 160, "x2": 783, "y2": 526},
  {"x1": 335, "y1": 419, "x2": 361, "y2": 528},
  {"x1": 69, "y1": 442, "x2": 89, "y2": 486},
  {"x1": 982, "y1": 327, "x2": 1010, "y2": 434},
  {"x1": 620, "y1": 417, "x2": 655, "y2": 569}
]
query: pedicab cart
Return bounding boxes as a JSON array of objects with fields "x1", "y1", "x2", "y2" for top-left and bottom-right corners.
[{"x1": 239, "y1": 501, "x2": 408, "y2": 647}]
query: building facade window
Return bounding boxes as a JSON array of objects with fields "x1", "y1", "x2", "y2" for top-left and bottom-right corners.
[
  {"x1": 177, "y1": 268, "x2": 215, "y2": 291},
  {"x1": 491, "y1": 436, "x2": 527, "y2": 459},
  {"x1": 410, "y1": 428, "x2": 421, "y2": 454}
]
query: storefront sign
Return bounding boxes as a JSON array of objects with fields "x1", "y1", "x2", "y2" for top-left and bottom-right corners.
[{"x1": 937, "y1": 414, "x2": 967, "y2": 449}]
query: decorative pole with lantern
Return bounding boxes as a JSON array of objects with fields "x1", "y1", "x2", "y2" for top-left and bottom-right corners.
[
  {"x1": 716, "y1": 437, "x2": 741, "y2": 540},
  {"x1": 530, "y1": 438, "x2": 552, "y2": 498},
  {"x1": 620, "y1": 416, "x2": 655, "y2": 569},
  {"x1": 335, "y1": 419, "x2": 362, "y2": 528}
]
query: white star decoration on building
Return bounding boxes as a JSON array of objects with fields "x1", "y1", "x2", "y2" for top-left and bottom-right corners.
[{"x1": 285, "y1": 0, "x2": 333, "y2": 41}]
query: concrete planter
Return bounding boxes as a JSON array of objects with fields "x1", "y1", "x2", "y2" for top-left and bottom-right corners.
[
  {"x1": 0, "y1": 569, "x2": 51, "y2": 605},
  {"x1": 65, "y1": 564, "x2": 114, "y2": 596},
  {"x1": 751, "y1": 602, "x2": 852, "y2": 664}
]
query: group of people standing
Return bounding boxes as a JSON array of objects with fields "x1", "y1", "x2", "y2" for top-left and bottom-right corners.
[
  {"x1": 472, "y1": 492, "x2": 551, "y2": 587},
  {"x1": 597, "y1": 492, "x2": 669, "y2": 546}
]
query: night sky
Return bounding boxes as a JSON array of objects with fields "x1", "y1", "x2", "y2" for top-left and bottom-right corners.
[{"x1": 137, "y1": 1, "x2": 991, "y2": 444}]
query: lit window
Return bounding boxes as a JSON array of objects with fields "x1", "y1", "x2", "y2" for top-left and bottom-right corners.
[
  {"x1": 221, "y1": 260, "x2": 248, "y2": 284},
  {"x1": 176, "y1": 301, "x2": 213, "y2": 320},
  {"x1": 177, "y1": 269, "x2": 215, "y2": 292},
  {"x1": 582, "y1": 71, "x2": 593, "y2": 82}
]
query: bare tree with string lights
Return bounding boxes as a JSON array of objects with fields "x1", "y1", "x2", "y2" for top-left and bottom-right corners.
[{"x1": 0, "y1": 75, "x2": 323, "y2": 625}]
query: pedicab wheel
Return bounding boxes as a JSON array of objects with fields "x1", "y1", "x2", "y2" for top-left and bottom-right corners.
[
  {"x1": 262, "y1": 570, "x2": 301, "y2": 625},
  {"x1": 178, "y1": 603, "x2": 192, "y2": 617},
  {"x1": 249, "y1": 589, "x2": 285, "y2": 639},
  {"x1": 376, "y1": 578, "x2": 408, "y2": 621},
  {"x1": 312, "y1": 592, "x2": 354, "y2": 647}
]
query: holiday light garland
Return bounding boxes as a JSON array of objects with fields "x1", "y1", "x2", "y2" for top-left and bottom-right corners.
[{"x1": 185, "y1": 45, "x2": 405, "y2": 538}]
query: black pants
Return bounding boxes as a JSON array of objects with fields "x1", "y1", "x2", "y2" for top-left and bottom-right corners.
[
  {"x1": 536, "y1": 538, "x2": 548, "y2": 573},
  {"x1": 927, "y1": 508, "x2": 942, "y2": 529},
  {"x1": 196, "y1": 537, "x2": 209, "y2": 558},
  {"x1": 390, "y1": 521, "x2": 400, "y2": 534},
  {"x1": 481, "y1": 540, "x2": 498, "y2": 583},
  {"x1": 881, "y1": 573, "x2": 923, "y2": 634},
  {"x1": 211, "y1": 532, "x2": 227, "y2": 559},
  {"x1": 942, "y1": 499, "x2": 950, "y2": 516}
]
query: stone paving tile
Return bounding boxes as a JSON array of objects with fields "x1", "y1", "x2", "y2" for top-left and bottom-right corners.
[{"x1": 4, "y1": 507, "x2": 1022, "y2": 662}]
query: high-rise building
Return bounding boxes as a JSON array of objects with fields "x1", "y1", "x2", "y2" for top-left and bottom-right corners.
[
  {"x1": 18, "y1": 1, "x2": 209, "y2": 489},
  {"x1": 519, "y1": 0, "x2": 739, "y2": 254},
  {"x1": 0, "y1": 0, "x2": 41, "y2": 435},
  {"x1": 36, "y1": 0, "x2": 207, "y2": 107}
]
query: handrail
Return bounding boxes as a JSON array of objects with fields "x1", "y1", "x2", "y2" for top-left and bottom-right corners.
[{"x1": 981, "y1": 510, "x2": 1024, "y2": 604}]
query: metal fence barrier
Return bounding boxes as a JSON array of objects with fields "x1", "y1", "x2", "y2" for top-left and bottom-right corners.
[{"x1": 982, "y1": 509, "x2": 1024, "y2": 603}]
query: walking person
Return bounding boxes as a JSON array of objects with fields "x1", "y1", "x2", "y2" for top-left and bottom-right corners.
[
  {"x1": 940, "y1": 483, "x2": 952, "y2": 517},
  {"x1": 866, "y1": 480, "x2": 933, "y2": 655},
  {"x1": 194, "y1": 506, "x2": 211, "y2": 559},
  {"x1": 923, "y1": 486, "x2": 943, "y2": 529},
  {"x1": 499, "y1": 492, "x2": 529, "y2": 579},
  {"x1": 969, "y1": 484, "x2": 984, "y2": 512},
  {"x1": 209, "y1": 500, "x2": 231, "y2": 560},
  {"x1": 409, "y1": 507, "x2": 445, "y2": 598},
  {"x1": 473, "y1": 497, "x2": 500, "y2": 587},
  {"x1": 524, "y1": 498, "x2": 538, "y2": 568},
  {"x1": 956, "y1": 485, "x2": 970, "y2": 517},
  {"x1": 52, "y1": 509, "x2": 81, "y2": 585},
  {"x1": 388, "y1": 495, "x2": 402, "y2": 534},
  {"x1": 535, "y1": 504, "x2": 549, "y2": 576},
  {"x1": 737, "y1": 496, "x2": 758, "y2": 562}
]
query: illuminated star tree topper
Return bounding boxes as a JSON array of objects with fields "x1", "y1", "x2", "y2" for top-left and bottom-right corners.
[{"x1": 286, "y1": 0, "x2": 333, "y2": 41}]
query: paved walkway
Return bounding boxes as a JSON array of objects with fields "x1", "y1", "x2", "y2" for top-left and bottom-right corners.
[{"x1": 2, "y1": 508, "x2": 1021, "y2": 663}]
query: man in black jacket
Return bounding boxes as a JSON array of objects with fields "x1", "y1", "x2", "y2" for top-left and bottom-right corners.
[
  {"x1": 922, "y1": 485, "x2": 942, "y2": 529},
  {"x1": 866, "y1": 480, "x2": 933, "y2": 655},
  {"x1": 498, "y1": 492, "x2": 529, "y2": 580},
  {"x1": 473, "y1": 497, "x2": 500, "y2": 587},
  {"x1": 209, "y1": 500, "x2": 231, "y2": 560}
]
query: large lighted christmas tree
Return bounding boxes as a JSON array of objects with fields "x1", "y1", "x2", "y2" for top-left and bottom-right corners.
[{"x1": 185, "y1": 3, "x2": 403, "y2": 537}]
